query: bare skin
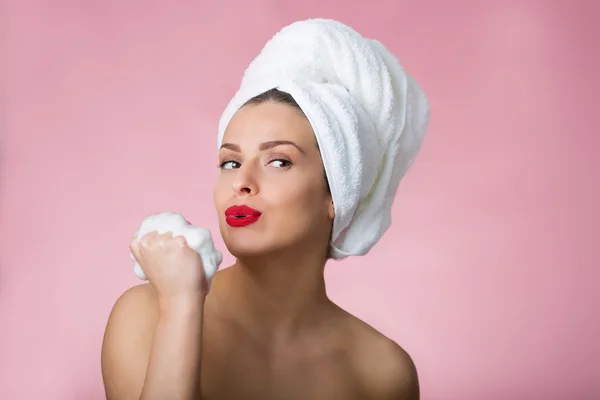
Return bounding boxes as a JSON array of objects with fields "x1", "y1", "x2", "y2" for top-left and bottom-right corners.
[
  {"x1": 101, "y1": 99, "x2": 419, "y2": 399},
  {"x1": 103, "y1": 270, "x2": 418, "y2": 400}
]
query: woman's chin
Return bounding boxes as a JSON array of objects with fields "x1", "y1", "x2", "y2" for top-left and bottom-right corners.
[
  {"x1": 219, "y1": 223, "x2": 319, "y2": 261},
  {"x1": 223, "y1": 236, "x2": 290, "y2": 261},
  {"x1": 223, "y1": 238, "x2": 269, "y2": 259}
]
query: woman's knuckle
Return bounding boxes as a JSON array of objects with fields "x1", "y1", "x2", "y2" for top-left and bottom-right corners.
[{"x1": 174, "y1": 236, "x2": 187, "y2": 247}]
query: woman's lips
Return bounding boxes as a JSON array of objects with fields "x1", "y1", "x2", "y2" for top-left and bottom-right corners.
[{"x1": 225, "y1": 205, "x2": 262, "y2": 227}]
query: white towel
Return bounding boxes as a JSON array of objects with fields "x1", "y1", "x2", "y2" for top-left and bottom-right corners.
[{"x1": 217, "y1": 18, "x2": 430, "y2": 259}]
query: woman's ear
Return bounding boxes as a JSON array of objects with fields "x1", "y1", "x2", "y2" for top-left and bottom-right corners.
[{"x1": 328, "y1": 198, "x2": 335, "y2": 220}]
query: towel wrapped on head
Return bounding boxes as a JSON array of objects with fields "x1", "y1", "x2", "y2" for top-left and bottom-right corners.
[{"x1": 218, "y1": 18, "x2": 430, "y2": 259}]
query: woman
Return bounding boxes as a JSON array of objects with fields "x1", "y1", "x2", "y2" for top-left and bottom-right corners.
[{"x1": 102, "y1": 19, "x2": 429, "y2": 400}]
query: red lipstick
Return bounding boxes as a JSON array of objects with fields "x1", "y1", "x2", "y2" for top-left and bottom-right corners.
[{"x1": 225, "y1": 205, "x2": 262, "y2": 227}]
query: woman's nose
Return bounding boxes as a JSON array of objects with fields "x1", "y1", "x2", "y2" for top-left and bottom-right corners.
[{"x1": 232, "y1": 165, "x2": 258, "y2": 196}]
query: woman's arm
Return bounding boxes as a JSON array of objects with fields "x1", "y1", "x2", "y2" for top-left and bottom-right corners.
[{"x1": 101, "y1": 284, "x2": 205, "y2": 400}]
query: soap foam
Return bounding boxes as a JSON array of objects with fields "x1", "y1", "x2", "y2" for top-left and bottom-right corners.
[{"x1": 130, "y1": 212, "x2": 223, "y2": 287}]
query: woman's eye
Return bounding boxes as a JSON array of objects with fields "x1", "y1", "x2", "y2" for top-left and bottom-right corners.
[
  {"x1": 220, "y1": 160, "x2": 240, "y2": 169},
  {"x1": 269, "y1": 159, "x2": 292, "y2": 168}
]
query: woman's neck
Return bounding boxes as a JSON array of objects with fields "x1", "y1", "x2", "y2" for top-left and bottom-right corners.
[{"x1": 213, "y1": 250, "x2": 333, "y2": 345}]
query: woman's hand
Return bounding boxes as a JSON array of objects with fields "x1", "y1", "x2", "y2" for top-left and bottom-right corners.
[{"x1": 130, "y1": 231, "x2": 208, "y2": 308}]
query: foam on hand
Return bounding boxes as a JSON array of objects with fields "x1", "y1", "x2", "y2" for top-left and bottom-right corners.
[{"x1": 130, "y1": 212, "x2": 223, "y2": 287}]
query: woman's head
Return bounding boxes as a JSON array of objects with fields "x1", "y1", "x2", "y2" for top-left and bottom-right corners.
[{"x1": 213, "y1": 89, "x2": 334, "y2": 260}]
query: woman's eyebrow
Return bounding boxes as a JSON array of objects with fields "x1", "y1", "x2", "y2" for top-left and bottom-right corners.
[
  {"x1": 259, "y1": 140, "x2": 306, "y2": 155},
  {"x1": 219, "y1": 143, "x2": 241, "y2": 152},
  {"x1": 220, "y1": 140, "x2": 306, "y2": 155}
]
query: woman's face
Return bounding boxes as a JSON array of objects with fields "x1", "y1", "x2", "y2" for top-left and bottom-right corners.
[{"x1": 213, "y1": 101, "x2": 334, "y2": 259}]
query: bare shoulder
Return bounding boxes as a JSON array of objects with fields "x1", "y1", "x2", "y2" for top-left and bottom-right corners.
[
  {"x1": 102, "y1": 283, "x2": 159, "y2": 344},
  {"x1": 101, "y1": 283, "x2": 159, "y2": 399},
  {"x1": 341, "y1": 311, "x2": 420, "y2": 400}
]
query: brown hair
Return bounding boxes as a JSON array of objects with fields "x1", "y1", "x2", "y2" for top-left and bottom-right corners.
[{"x1": 244, "y1": 88, "x2": 305, "y2": 112}]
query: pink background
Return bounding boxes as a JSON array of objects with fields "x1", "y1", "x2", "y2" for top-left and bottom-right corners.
[{"x1": 1, "y1": 1, "x2": 598, "y2": 399}]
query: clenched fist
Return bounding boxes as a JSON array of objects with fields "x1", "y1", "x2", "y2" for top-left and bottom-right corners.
[
  {"x1": 130, "y1": 230, "x2": 209, "y2": 304},
  {"x1": 129, "y1": 212, "x2": 223, "y2": 307}
]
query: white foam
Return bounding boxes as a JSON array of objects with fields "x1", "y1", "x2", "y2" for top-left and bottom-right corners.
[{"x1": 130, "y1": 212, "x2": 223, "y2": 287}]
